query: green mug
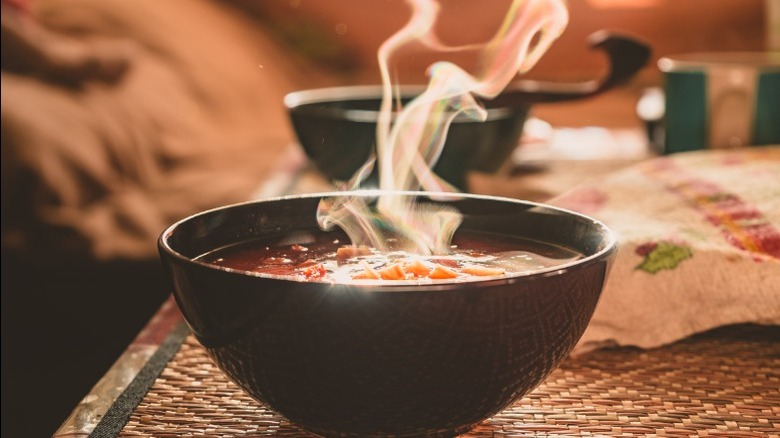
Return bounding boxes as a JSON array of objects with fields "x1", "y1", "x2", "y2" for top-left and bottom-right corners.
[{"x1": 659, "y1": 52, "x2": 780, "y2": 154}]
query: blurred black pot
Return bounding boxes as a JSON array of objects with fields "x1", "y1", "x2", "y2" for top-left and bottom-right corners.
[{"x1": 286, "y1": 31, "x2": 651, "y2": 190}]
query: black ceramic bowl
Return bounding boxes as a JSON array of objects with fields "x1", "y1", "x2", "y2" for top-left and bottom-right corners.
[
  {"x1": 286, "y1": 32, "x2": 650, "y2": 190},
  {"x1": 286, "y1": 85, "x2": 528, "y2": 191},
  {"x1": 159, "y1": 191, "x2": 617, "y2": 438}
]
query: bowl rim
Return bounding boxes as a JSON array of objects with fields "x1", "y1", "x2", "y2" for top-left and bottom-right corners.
[
  {"x1": 159, "y1": 190, "x2": 618, "y2": 291},
  {"x1": 284, "y1": 85, "x2": 518, "y2": 122}
]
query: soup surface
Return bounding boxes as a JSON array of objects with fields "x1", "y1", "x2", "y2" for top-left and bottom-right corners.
[{"x1": 199, "y1": 229, "x2": 582, "y2": 283}]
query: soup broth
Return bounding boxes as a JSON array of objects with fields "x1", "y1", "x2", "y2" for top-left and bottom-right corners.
[{"x1": 199, "y1": 229, "x2": 582, "y2": 283}]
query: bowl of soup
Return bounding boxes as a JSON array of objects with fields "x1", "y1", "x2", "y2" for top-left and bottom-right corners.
[{"x1": 158, "y1": 191, "x2": 617, "y2": 437}]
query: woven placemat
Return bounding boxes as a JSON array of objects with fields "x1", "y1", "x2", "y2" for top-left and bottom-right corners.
[{"x1": 118, "y1": 324, "x2": 779, "y2": 437}]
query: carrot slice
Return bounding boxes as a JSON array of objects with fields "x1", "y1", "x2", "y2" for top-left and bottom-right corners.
[
  {"x1": 428, "y1": 264, "x2": 458, "y2": 279},
  {"x1": 352, "y1": 264, "x2": 381, "y2": 280},
  {"x1": 378, "y1": 263, "x2": 407, "y2": 280},
  {"x1": 404, "y1": 259, "x2": 431, "y2": 277},
  {"x1": 462, "y1": 265, "x2": 505, "y2": 276},
  {"x1": 337, "y1": 246, "x2": 372, "y2": 260}
]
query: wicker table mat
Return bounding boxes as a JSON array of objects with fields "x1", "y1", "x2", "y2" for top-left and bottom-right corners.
[{"x1": 117, "y1": 324, "x2": 779, "y2": 437}]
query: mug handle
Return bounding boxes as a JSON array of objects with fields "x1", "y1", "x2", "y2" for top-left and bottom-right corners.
[{"x1": 707, "y1": 65, "x2": 758, "y2": 148}]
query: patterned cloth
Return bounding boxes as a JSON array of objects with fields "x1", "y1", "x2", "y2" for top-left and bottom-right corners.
[{"x1": 552, "y1": 146, "x2": 780, "y2": 351}]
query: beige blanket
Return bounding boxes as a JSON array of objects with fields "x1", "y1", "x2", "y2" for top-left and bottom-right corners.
[
  {"x1": 551, "y1": 147, "x2": 780, "y2": 351},
  {"x1": 2, "y1": 0, "x2": 308, "y2": 261}
]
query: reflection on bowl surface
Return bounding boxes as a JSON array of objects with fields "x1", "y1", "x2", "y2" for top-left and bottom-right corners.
[{"x1": 158, "y1": 192, "x2": 617, "y2": 437}]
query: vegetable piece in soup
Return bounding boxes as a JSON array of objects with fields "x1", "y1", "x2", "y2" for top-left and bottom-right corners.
[{"x1": 198, "y1": 229, "x2": 582, "y2": 283}]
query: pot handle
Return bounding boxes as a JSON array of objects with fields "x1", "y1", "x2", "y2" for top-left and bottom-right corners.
[{"x1": 490, "y1": 30, "x2": 651, "y2": 106}]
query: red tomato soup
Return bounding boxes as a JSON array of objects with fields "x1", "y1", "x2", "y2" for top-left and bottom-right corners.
[{"x1": 198, "y1": 229, "x2": 582, "y2": 283}]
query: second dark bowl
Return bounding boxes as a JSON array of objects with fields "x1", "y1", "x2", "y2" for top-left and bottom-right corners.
[{"x1": 286, "y1": 85, "x2": 528, "y2": 190}]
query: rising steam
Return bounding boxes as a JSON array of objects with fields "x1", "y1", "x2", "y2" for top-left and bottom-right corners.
[{"x1": 318, "y1": 0, "x2": 569, "y2": 255}]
